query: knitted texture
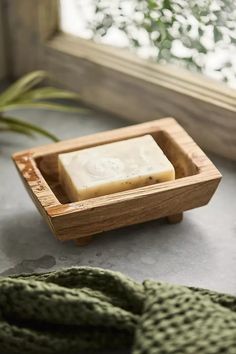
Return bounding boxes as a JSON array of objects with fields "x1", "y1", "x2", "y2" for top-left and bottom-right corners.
[{"x1": 0, "y1": 267, "x2": 235, "y2": 354}]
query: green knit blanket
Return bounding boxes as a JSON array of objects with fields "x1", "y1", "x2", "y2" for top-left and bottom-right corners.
[{"x1": 0, "y1": 267, "x2": 236, "y2": 354}]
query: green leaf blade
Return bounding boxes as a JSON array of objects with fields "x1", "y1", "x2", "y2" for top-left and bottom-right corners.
[
  {"x1": 0, "y1": 102, "x2": 88, "y2": 114},
  {"x1": 0, "y1": 71, "x2": 48, "y2": 106},
  {"x1": 17, "y1": 87, "x2": 81, "y2": 102},
  {"x1": 0, "y1": 116, "x2": 59, "y2": 142}
]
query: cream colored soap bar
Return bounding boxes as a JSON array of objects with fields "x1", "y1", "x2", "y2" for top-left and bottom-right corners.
[{"x1": 58, "y1": 135, "x2": 175, "y2": 201}]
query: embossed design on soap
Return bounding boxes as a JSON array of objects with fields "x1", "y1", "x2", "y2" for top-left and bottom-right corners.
[{"x1": 82, "y1": 157, "x2": 125, "y2": 179}]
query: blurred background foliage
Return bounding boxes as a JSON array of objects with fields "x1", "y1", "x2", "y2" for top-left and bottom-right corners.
[
  {"x1": 71, "y1": 0, "x2": 236, "y2": 86},
  {"x1": 0, "y1": 71, "x2": 85, "y2": 140}
]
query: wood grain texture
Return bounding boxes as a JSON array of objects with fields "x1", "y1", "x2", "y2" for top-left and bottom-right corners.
[
  {"x1": 12, "y1": 118, "x2": 221, "y2": 242},
  {"x1": 3, "y1": 0, "x2": 57, "y2": 77},
  {"x1": 3, "y1": 0, "x2": 236, "y2": 160},
  {"x1": 0, "y1": 2, "x2": 7, "y2": 80}
]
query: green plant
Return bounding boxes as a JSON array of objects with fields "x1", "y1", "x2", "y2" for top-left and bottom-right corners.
[
  {"x1": 0, "y1": 71, "x2": 86, "y2": 141},
  {"x1": 80, "y1": 0, "x2": 236, "y2": 85}
]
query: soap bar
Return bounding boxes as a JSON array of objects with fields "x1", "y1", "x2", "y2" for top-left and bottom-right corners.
[{"x1": 58, "y1": 134, "x2": 175, "y2": 201}]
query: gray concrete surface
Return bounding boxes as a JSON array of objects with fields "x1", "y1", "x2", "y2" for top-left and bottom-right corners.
[{"x1": 0, "y1": 108, "x2": 236, "y2": 294}]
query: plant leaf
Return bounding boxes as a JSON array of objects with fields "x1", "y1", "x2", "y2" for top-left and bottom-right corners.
[
  {"x1": 0, "y1": 102, "x2": 88, "y2": 114},
  {"x1": 0, "y1": 71, "x2": 48, "y2": 106},
  {"x1": 0, "y1": 124, "x2": 33, "y2": 137},
  {"x1": 0, "y1": 127, "x2": 32, "y2": 136},
  {"x1": 0, "y1": 116, "x2": 59, "y2": 141},
  {"x1": 17, "y1": 87, "x2": 81, "y2": 102}
]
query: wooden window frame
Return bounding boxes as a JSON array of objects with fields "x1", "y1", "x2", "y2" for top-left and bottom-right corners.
[
  {"x1": 0, "y1": 3, "x2": 7, "y2": 81},
  {"x1": 1, "y1": 0, "x2": 236, "y2": 160}
]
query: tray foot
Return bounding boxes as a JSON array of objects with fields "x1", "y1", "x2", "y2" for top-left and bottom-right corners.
[
  {"x1": 167, "y1": 213, "x2": 183, "y2": 224},
  {"x1": 75, "y1": 236, "x2": 93, "y2": 246}
]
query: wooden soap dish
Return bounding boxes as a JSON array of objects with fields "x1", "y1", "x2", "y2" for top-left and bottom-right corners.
[{"x1": 13, "y1": 118, "x2": 221, "y2": 245}]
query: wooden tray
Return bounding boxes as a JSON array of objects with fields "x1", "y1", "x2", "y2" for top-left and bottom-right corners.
[{"x1": 12, "y1": 118, "x2": 221, "y2": 245}]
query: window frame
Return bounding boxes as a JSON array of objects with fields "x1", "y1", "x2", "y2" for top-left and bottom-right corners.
[
  {"x1": 2, "y1": 0, "x2": 236, "y2": 160},
  {"x1": 0, "y1": 3, "x2": 7, "y2": 81}
]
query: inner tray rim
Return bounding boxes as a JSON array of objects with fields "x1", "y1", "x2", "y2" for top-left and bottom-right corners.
[{"x1": 36, "y1": 128, "x2": 200, "y2": 206}]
